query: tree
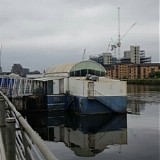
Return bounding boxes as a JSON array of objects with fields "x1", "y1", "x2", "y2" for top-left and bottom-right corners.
[{"x1": 149, "y1": 71, "x2": 160, "y2": 78}]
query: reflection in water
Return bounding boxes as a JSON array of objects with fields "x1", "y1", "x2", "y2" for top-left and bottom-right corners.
[
  {"x1": 127, "y1": 84, "x2": 160, "y2": 93},
  {"x1": 25, "y1": 112, "x2": 127, "y2": 157},
  {"x1": 127, "y1": 85, "x2": 160, "y2": 115}
]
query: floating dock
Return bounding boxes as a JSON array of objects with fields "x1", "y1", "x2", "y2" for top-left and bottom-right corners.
[{"x1": 34, "y1": 60, "x2": 127, "y2": 114}]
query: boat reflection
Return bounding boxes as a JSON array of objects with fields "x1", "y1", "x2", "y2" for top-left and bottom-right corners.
[{"x1": 25, "y1": 112, "x2": 127, "y2": 157}]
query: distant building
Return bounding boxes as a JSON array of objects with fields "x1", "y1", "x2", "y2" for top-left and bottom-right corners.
[
  {"x1": 89, "y1": 55, "x2": 99, "y2": 63},
  {"x1": 11, "y1": 64, "x2": 24, "y2": 76},
  {"x1": 139, "y1": 50, "x2": 151, "y2": 63},
  {"x1": 106, "y1": 63, "x2": 160, "y2": 79},
  {"x1": 130, "y1": 46, "x2": 140, "y2": 64},
  {"x1": 29, "y1": 70, "x2": 41, "y2": 74},
  {"x1": 106, "y1": 63, "x2": 138, "y2": 79},
  {"x1": 23, "y1": 68, "x2": 30, "y2": 75},
  {"x1": 89, "y1": 45, "x2": 154, "y2": 80},
  {"x1": 89, "y1": 53, "x2": 117, "y2": 65},
  {"x1": 139, "y1": 63, "x2": 160, "y2": 79},
  {"x1": 121, "y1": 46, "x2": 151, "y2": 64},
  {"x1": 0, "y1": 67, "x2": 2, "y2": 74},
  {"x1": 11, "y1": 63, "x2": 41, "y2": 77}
]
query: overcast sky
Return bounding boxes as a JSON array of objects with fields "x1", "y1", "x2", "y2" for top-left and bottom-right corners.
[{"x1": 0, "y1": 0, "x2": 159, "y2": 72}]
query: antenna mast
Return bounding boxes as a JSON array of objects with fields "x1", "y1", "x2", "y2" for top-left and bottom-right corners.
[
  {"x1": 0, "y1": 45, "x2": 2, "y2": 73},
  {"x1": 117, "y1": 7, "x2": 121, "y2": 60}
]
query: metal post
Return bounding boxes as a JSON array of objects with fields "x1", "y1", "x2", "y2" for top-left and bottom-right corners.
[
  {"x1": 0, "y1": 98, "x2": 5, "y2": 126},
  {"x1": 6, "y1": 117, "x2": 16, "y2": 160}
]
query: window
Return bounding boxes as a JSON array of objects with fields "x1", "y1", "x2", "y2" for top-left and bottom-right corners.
[{"x1": 69, "y1": 61, "x2": 106, "y2": 77}]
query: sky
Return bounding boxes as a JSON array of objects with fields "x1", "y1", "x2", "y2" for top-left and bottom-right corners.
[{"x1": 0, "y1": 0, "x2": 159, "y2": 72}]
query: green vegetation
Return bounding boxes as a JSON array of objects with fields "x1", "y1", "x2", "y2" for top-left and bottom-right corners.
[
  {"x1": 127, "y1": 79, "x2": 160, "y2": 85},
  {"x1": 149, "y1": 71, "x2": 160, "y2": 78}
]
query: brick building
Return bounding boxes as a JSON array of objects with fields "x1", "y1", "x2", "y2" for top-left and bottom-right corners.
[
  {"x1": 105, "y1": 63, "x2": 160, "y2": 79},
  {"x1": 139, "y1": 63, "x2": 160, "y2": 79}
]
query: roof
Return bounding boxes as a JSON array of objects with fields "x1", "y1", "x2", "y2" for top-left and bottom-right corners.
[
  {"x1": 139, "y1": 63, "x2": 160, "y2": 67},
  {"x1": 34, "y1": 76, "x2": 64, "y2": 81},
  {"x1": 45, "y1": 60, "x2": 106, "y2": 75},
  {"x1": 46, "y1": 62, "x2": 77, "y2": 74}
]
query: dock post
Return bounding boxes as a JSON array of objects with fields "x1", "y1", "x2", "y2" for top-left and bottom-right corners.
[
  {"x1": 0, "y1": 98, "x2": 6, "y2": 126},
  {"x1": 6, "y1": 117, "x2": 16, "y2": 160}
]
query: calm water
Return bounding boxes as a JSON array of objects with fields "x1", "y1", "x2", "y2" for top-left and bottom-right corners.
[{"x1": 26, "y1": 85, "x2": 160, "y2": 160}]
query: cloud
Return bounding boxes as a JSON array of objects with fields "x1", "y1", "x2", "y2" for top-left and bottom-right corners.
[{"x1": 0, "y1": 0, "x2": 159, "y2": 72}]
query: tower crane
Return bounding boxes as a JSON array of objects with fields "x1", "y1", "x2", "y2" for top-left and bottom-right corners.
[
  {"x1": 113, "y1": 7, "x2": 136, "y2": 59},
  {"x1": 82, "y1": 48, "x2": 86, "y2": 60},
  {"x1": 0, "y1": 45, "x2": 2, "y2": 73},
  {"x1": 120, "y1": 23, "x2": 136, "y2": 41},
  {"x1": 110, "y1": 20, "x2": 136, "y2": 58}
]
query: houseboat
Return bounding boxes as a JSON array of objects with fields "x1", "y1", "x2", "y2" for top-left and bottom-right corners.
[{"x1": 34, "y1": 60, "x2": 127, "y2": 114}]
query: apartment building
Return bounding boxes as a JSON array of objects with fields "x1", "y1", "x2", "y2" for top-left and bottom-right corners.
[
  {"x1": 139, "y1": 63, "x2": 160, "y2": 79},
  {"x1": 90, "y1": 52, "x2": 114, "y2": 65},
  {"x1": 106, "y1": 63, "x2": 160, "y2": 79},
  {"x1": 106, "y1": 63, "x2": 137, "y2": 79},
  {"x1": 130, "y1": 46, "x2": 140, "y2": 64},
  {"x1": 122, "y1": 46, "x2": 151, "y2": 64}
]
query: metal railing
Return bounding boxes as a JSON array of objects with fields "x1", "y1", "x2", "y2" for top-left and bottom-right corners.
[
  {"x1": 0, "y1": 75, "x2": 33, "y2": 98},
  {"x1": 0, "y1": 91, "x2": 58, "y2": 160},
  {"x1": 87, "y1": 89, "x2": 123, "y2": 111}
]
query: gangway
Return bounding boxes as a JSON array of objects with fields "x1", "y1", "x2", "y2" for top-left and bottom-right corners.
[{"x1": 0, "y1": 75, "x2": 34, "y2": 98}]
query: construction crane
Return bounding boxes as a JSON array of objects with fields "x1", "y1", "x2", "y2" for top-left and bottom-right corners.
[
  {"x1": 121, "y1": 23, "x2": 136, "y2": 41},
  {"x1": 82, "y1": 48, "x2": 86, "y2": 60},
  {"x1": 107, "y1": 40, "x2": 111, "y2": 52},
  {"x1": 117, "y1": 7, "x2": 121, "y2": 59},
  {"x1": 109, "y1": 7, "x2": 136, "y2": 59},
  {"x1": 112, "y1": 22, "x2": 137, "y2": 57},
  {"x1": 0, "y1": 45, "x2": 2, "y2": 73},
  {"x1": 116, "y1": 7, "x2": 136, "y2": 59}
]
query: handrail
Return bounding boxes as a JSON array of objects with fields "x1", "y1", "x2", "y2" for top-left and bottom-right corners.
[
  {"x1": 89, "y1": 90, "x2": 124, "y2": 110},
  {"x1": 0, "y1": 91, "x2": 58, "y2": 160},
  {"x1": 0, "y1": 130, "x2": 7, "y2": 160}
]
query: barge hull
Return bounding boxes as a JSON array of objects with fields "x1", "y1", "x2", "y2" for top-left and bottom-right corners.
[{"x1": 70, "y1": 96, "x2": 127, "y2": 115}]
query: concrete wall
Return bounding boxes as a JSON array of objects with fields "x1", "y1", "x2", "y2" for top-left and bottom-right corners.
[
  {"x1": 94, "y1": 78, "x2": 127, "y2": 97},
  {"x1": 69, "y1": 77, "x2": 127, "y2": 98},
  {"x1": 69, "y1": 78, "x2": 88, "y2": 97}
]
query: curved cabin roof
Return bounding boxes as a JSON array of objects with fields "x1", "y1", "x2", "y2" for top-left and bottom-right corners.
[
  {"x1": 46, "y1": 62, "x2": 77, "y2": 74},
  {"x1": 46, "y1": 60, "x2": 106, "y2": 77}
]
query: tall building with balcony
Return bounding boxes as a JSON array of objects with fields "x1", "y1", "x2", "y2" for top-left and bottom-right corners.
[
  {"x1": 130, "y1": 46, "x2": 140, "y2": 64},
  {"x1": 121, "y1": 46, "x2": 151, "y2": 64}
]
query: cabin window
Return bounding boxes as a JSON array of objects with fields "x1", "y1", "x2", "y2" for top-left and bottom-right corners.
[
  {"x1": 81, "y1": 69, "x2": 87, "y2": 76},
  {"x1": 69, "y1": 61, "x2": 106, "y2": 77},
  {"x1": 75, "y1": 70, "x2": 80, "y2": 76},
  {"x1": 70, "y1": 71, "x2": 74, "y2": 76},
  {"x1": 88, "y1": 69, "x2": 95, "y2": 75}
]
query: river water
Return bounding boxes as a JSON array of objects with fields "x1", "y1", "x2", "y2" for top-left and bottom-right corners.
[{"x1": 26, "y1": 85, "x2": 160, "y2": 160}]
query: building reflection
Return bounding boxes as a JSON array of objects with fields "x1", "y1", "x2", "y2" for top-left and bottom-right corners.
[
  {"x1": 127, "y1": 99, "x2": 141, "y2": 115},
  {"x1": 25, "y1": 112, "x2": 127, "y2": 157},
  {"x1": 127, "y1": 85, "x2": 154, "y2": 115},
  {"x1": 127, "y1": 84, "x2": 160, "y2": 93}
]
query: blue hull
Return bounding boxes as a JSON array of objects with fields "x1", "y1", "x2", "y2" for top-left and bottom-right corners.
[
  {"x1": 69, "y1": 96, "x2": 127, "y2": 114},
  {"x1": 46, "y1": 95, "x2": 127, "y2": 114},
  {"x1": 46, "y1": 95, "x2": 68, "y2": 110}
]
